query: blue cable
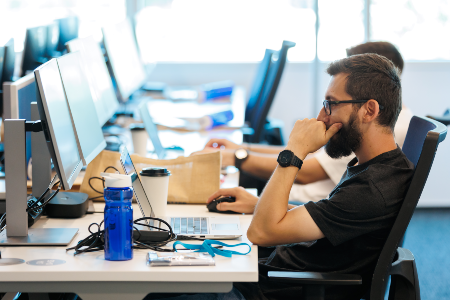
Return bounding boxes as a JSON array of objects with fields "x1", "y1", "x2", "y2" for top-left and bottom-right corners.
[{"x1": 173, "y1": 240, "x2": 251, "y2": 257}]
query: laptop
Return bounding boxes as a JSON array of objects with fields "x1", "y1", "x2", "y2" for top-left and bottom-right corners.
[
  {"x1": 137, "y1": 101, "x2": 184, "y2": 159},
  {"x1": 119, "y1": 146, "x2": 242, "y2": 239}
]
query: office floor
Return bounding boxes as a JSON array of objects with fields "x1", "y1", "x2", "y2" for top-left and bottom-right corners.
[{"x1": 403, "y1": 208, "x2": 450, "y2": 299}]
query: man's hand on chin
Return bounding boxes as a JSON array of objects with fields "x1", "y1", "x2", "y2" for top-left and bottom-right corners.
[{"x1": 286, "y1": 118, "x2": 342, "y2": 160}]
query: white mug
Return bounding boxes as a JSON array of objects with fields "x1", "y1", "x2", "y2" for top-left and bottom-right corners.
[
  {"x1": 140, "y1": 167, "x2": 171, "y2": 217},
  {"x1": 130, "y1": 124, "x2": 148, "y2": 156}
]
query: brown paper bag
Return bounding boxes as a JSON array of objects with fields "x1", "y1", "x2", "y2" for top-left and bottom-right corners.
[{"x1": 80, "y1": 150, "x2": 221, "y2": 204}]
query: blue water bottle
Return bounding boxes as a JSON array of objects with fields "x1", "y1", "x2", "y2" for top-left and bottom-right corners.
[{"x1": 101, "y1": 173, "x2": 134, "y2": 261}]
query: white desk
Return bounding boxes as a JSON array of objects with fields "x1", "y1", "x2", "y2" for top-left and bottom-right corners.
[{"x1": 0, "y1": 203, "x2": 258, "y2": 300}]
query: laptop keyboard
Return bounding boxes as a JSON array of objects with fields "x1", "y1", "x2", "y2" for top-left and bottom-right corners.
[{"x1": 171, "y1": 217, "x2": 209, "y2": 235}]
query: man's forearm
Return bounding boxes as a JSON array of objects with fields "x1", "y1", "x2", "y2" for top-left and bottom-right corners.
[
  {"x1": 240, "y1": 152, "x2": 279, "y2": 180},
  {"x1": 244, "y1": 143, "x2": 285, "y2": 154},
  {"x1": 247, "y1": 166, "x2": 298, "y2": 243}
]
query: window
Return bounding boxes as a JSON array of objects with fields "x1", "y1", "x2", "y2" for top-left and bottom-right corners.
[
  {"x1": 317, "y1": 0, "x2": 365, "y2": 61},
  {"x1": 371, "y1": 0, "x2": 450, "y2": 60},
  {"x1": 135, "y1": 0, "x2": 316, "y2": 63},
  {"x1": 0, "y1": 0, "x2": 126, "y2": 51}
]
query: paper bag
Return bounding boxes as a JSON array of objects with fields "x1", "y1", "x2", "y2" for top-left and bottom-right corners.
[{"x1": 80, "y1": 150, "x2": 221, "y2": 204}]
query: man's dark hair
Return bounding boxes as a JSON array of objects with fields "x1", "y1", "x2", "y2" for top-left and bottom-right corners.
[
  {"x1": 346, "y1": 41, "x2": 404, "y2": 74},
  {"x1": 327, "y1": 53, "x2": 402, "y2": 131}
]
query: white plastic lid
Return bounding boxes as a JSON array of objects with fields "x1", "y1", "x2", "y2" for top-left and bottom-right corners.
[{"x1": 101, "y1": 173, "x2": 132, "y2": 188}]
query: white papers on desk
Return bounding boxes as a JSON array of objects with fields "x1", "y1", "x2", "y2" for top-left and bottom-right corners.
[
  {"x1": 147, "y1": 101, "x2": 233, "y2": 130},
  {"x1": 147, "y1": 251, "x2": 215, "y2": 267}
]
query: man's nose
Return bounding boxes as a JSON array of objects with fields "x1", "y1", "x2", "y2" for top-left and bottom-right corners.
[{"x1": 317, "y1": 107, "x2": 329, "y2": 123}]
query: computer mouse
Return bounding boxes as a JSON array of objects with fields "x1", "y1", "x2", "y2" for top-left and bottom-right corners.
[{"x1": 207, "y1": 196, "x2": 238, "y2": 214}]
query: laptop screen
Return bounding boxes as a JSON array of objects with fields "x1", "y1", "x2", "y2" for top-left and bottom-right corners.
[
  {"x1": 119, "y1": 146, "x2": 154, "y2": 219},
  {"x1": 138, "y1": 101, "x2": 165, "y2": 159}
]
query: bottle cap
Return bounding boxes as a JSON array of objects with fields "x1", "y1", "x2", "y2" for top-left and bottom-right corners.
[
  {"x1": 140, "y1": 167, "x2": 171, "y2": 177},
  {"x1": 101, "y1": 173, "x2": 132, "y2": 188}
]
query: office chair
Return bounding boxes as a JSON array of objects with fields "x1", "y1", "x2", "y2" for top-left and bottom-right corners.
[
  {"x1": 426, "y1": 109, "x2": 450, "y2": 126},
  {"x1": 268, "y1": 116, "x2": 447, "y2": 300},
  {"x1": 245, "y1": 40, "x2": 296, "y2": 145},
  {"x1": 244, "y1": 49, "x2": 275, "y2": 124}
]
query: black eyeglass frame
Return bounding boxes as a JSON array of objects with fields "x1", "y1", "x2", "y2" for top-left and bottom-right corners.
[{"x1": 323, "y1": 100, "x2": 384, "y2": 116}]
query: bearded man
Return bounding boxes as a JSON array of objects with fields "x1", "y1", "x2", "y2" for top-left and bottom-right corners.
[{"x1": 145, "y1": 54, "x2": 414, "y2": 300}]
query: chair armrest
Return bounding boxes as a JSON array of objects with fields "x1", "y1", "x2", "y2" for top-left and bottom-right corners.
[{"x1": 268, "y1": 271, "x2": 362, "y2": 286}]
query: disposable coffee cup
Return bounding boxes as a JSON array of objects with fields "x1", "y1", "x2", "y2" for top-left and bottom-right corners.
[
  {"x1": 140, "y1": 167, "x2": 171, "y2": 217},
  {"x1": 130, "y1": 123, "x2": 147, "y2": 156}
]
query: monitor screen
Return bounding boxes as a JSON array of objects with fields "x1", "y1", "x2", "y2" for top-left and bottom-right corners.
[
  {"x1": 34, "y1": 59, "x2": 83, "y2": 190},
  {"x1": 119, "y1": 146, "x2": 154, "y2": 219},
  {"x1": 66, "y1": 36, "x2": 119, "y2": 126},
  {"x1": 46, "y1": 21, "x2": 60, "y2": 58},
  {"x1": 56, "y1": 52, "x2": 106, "y2": 166},
  {"x1": 21, "y1": 26, "x2": 47, "y2": 77},
  {"x1": 2, "y1": 73, "x2": 35, "y2": 170},
  {"x1": 2, "y1": 39, "x2": 15, "y2": 83},
  {"x1": 57, "y1": 16, "x2": 79, "y2": 52},
  {"x1": 138, "y1": 101, "x2": 165, "y2": 159},
  {"x1": 102, "y1": 19, "x2": 147, "y2": 101}
]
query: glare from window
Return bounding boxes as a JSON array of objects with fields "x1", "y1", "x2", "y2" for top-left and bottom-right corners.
[
  {"x1": 0, "y1": 0, "x2": 125, "y2": 51},
  {"x1": 371, "y1": 0, "x2": 450, "y2": 60},
  {"x1": 135, "y1": 0, "x2": 316, "y2": 63},
  {"x1": 317, "y1": 0, "x2": 365, "y2": 61}
]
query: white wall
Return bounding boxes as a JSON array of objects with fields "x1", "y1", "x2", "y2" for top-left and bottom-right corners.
[{"x1": 148, "y1": 61, "x2": 450, "y2": 207}]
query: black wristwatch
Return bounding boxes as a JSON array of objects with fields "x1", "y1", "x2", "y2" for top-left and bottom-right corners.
[
  {"x1": 234, "y1": 148, "x2": 249, "y2": 170},
  {"x1": 277, "y1": 150, "x2": 303, "y2": 169}
]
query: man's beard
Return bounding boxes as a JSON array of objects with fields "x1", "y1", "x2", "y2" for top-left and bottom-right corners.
[{"x1": 325, "y1": 113, "x2": 363, "y2": 159}]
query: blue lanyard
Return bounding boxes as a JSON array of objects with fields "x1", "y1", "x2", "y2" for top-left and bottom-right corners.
[{"x1": 173, "y1": 240, "x2": 251, "y2": 257}]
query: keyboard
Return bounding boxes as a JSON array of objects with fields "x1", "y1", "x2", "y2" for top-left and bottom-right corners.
[{"x1": 171, "y1": 217, "x2": 209, "y2": 235}]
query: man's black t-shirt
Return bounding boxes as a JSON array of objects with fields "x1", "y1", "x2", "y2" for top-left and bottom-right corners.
[{"x1": 235, "y1": 147, "x2": 414, "y2": 300}]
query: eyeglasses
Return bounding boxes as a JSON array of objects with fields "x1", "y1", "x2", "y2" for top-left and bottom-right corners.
[{"x1": 323, "y1": 100, "x2": 384, "y2": 116}]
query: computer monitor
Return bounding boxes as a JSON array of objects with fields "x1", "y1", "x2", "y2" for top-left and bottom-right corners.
[
  {"x1": 56, "y1": 52, "x2": 106, "y2": 166},
  {"x1": 102, "y1": 19, "x2": 147, "y2": 101},
  {"x1": 66, "y1": 36, "x2": 120, "y2": 126},
  {"x1": 3, "y1": 73, "x2": 36, "y2": 169},
  {"x1": 21, "y1": 26, "x2": 47, "y2": 77},
  {"x1": 1, "y1": 39, "x2": 15, "y2": 83},
  {"x1": 45, "y1": 21, "x2": 60, "y2": 58},
  {"x1": 138, "y1": 101, "x2": 165, "y2": 159},
  {"x1": 34, "y1": 59, "x2": 83, "y2": 190},
  {"x1": 56, "y1": 16, "x2": 79, "y2": 53}
]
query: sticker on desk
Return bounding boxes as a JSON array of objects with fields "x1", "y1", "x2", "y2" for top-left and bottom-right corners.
[{"x1": 26, "y1": 259, "x2": 66, "y2": 266}]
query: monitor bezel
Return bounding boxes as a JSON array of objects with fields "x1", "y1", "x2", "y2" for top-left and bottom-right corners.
[
  {"x1": 34, "y1": 60, "x2": 83, "y2": 190},
  {"x1": 65, "y1": 36, "x2": 120, "y2": 126},
  {"x1": 3, "y1": 73, "x2": 35, "y2": 119}
]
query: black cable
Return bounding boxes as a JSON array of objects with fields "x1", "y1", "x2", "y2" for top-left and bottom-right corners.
[{"x1": 87, "y1": 166, "x2": 121, "y2": 199}]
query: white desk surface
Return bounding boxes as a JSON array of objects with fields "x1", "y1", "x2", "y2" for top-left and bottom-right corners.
[{"x1": 0, "y1": 203, "x2": 258, "y2": 299}]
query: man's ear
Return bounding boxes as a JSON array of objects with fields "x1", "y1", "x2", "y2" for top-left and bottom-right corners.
[{"x1": 362, "y1": 99, "x2": 380, "y2": 123}]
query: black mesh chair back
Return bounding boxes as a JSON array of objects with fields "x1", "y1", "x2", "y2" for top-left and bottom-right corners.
[
  {"x1": 369, "y1": 116, "x2": 447, "y2": 299},
  {"x1": 248, "y1": 40, "x2": 295, "y2": 143},
  {"x1": 244, "y1": 49, "x2": 274, "y2": 123}
]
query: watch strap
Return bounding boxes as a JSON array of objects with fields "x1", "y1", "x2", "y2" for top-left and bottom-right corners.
[{"x1": 290, "y1": 154, "x2": 303, "y2": 169}]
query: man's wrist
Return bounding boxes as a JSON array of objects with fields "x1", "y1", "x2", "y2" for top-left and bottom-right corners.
[{"x1": 285, "y1": 147, "x2": 308, "y2": 161}]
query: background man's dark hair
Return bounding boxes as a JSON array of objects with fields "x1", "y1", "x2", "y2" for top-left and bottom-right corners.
[
  {"x1": 346, "y1": 41, "x2": 404, "y2": 74},
  {"x1": 327, "y1": 53, "x2": 402, "y2": 131}
]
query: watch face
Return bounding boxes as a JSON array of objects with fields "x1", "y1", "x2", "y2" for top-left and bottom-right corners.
[
  {"x1": 278, "y1": 150, "x2": 293, "y2": 167},
  {"x1": 235, "y1": 148, "x2": 248, "y2": 160}
]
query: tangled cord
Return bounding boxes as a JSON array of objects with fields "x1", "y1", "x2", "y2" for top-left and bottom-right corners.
[
  {"x1": 88, "y1": 166, "x2": 120, "y2": 201},
  {"x1": 67, "y1": 217, "x2": 221, "y2": 255}
]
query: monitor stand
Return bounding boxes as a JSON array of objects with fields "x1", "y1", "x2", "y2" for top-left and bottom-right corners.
[{"x1": 2, "y1": 115, "x2": 78, "y2": 246}]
